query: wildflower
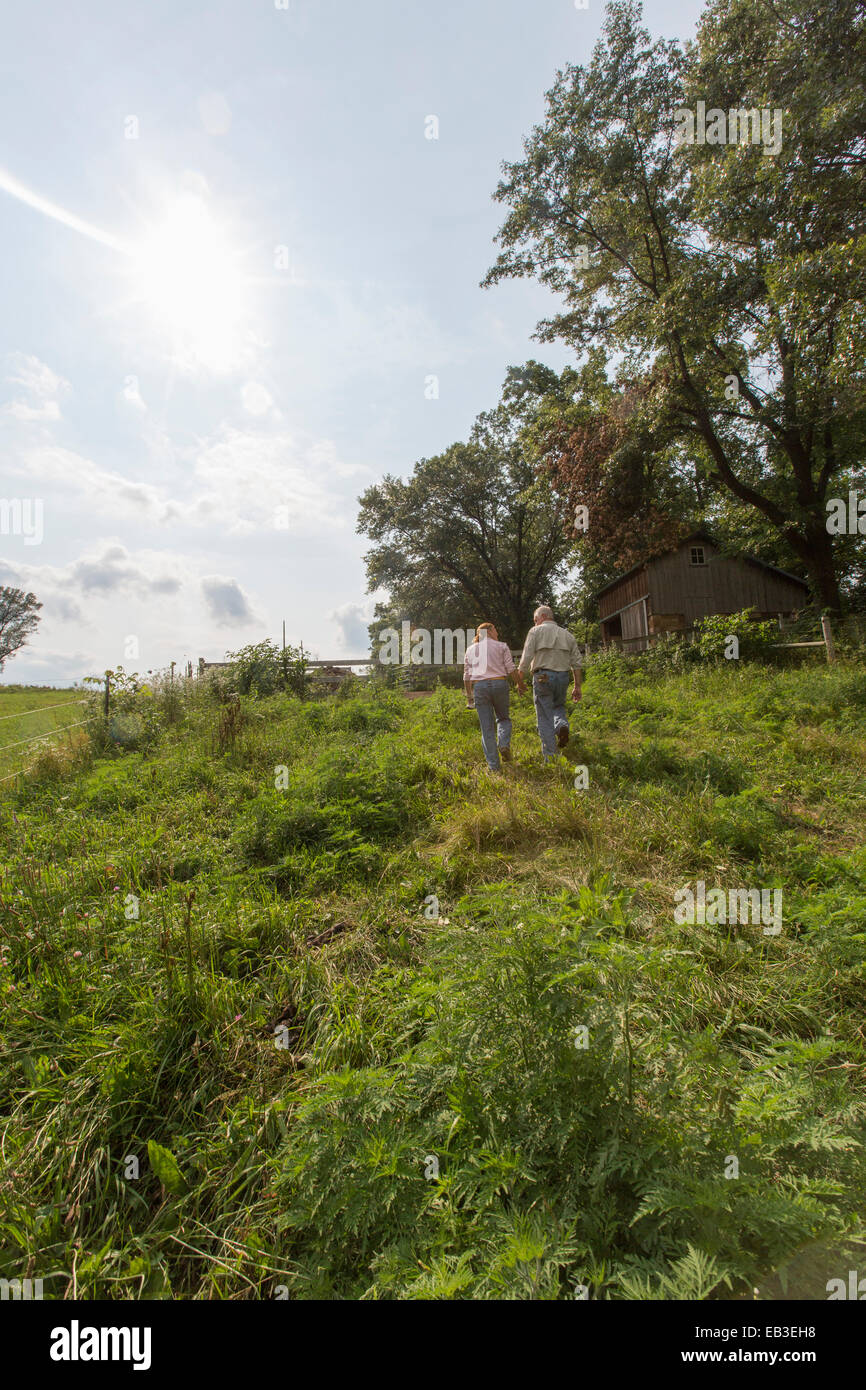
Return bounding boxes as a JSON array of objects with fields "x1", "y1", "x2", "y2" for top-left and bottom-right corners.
[{"x1": 73, "y1": 950, "x2": 82, "y2": 959}]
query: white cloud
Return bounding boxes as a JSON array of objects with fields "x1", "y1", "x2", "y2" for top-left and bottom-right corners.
[
  {"x1": 4, "y1": 425, "x2": 352, "y2": 536},
  {"x1": 0, "y1": 543, "x2": 186, "y2": 608},
  {"x1": 189, "y1": 424, "x2": 345, "y2": 533},
  {"x1": 3, "y1": 445, "x2": 177, "y2": 523},
  {"x1": 240, "y1": 380, "x2": 276, "y2": 417},
  {"x1": 1, "y1": 645, "x2": 95, "y2": 683},
  {"x1": 5, "y1": 398, "x2": 62, "y2": 422},
  {"x1": 201, "y1": 575, "x2": 257, "y2": 627},
  {"x1": 330, "y1": 601, "x2": 374, "y2": 653},
  {"x1": 3, "y1": 352, "x2": 71, "y2": 423}
]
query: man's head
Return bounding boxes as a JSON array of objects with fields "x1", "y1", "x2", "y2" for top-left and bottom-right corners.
[{"x1": 533, "y1": 605, "x2": 554, "y2": 626}]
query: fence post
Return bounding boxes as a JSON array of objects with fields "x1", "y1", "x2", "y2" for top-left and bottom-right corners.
[
  {"x1": 821, "y1": 615, "x2": 836, "y2": 664},
  {"x1": 103, "y1": 671, "x2": 111, "y2": 719}
]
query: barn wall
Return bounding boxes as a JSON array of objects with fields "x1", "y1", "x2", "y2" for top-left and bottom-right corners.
[
  {"x1": 648, "y1": 544, "x2": 806, "y2": 621},
  {"x1": 621, "y1": 598, "x2": 648, "y2": 648},
  {"x1": 599, "y1": 566, "x2": 649, "y2": 619}
]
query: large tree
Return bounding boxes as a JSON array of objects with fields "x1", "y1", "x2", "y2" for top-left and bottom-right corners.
[
  {"x1": 483, "y1": 0, "x2": 866, "y2": 611},
  {"x1": 0, "y1": 587, "x2": 42, "y2": 671},
  {"x1": 357, "y1": 404, "x2": 575, "y2": 645},
  {"x1": 509, "y1": 353, "x2": 703, "y2": 586}
]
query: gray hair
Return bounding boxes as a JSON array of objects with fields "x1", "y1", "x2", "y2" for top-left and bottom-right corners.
[{"x1": 534, "y1": 605, "x2": 554, "y2": 622}]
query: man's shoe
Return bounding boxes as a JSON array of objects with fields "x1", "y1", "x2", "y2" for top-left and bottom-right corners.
[
  {"x1": 556, "y1": 726, "x2": 570, "y2": 748},
  {"x1": 499, "y1": 745, "x2": 512, "y2": 762}
]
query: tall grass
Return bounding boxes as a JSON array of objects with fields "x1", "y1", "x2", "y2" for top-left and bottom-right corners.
[{"x1": 1, "y1": 664, "x2": 864, "y2": 1298}]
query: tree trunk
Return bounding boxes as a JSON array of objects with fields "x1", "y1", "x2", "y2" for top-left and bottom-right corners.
[{"x1": 790, "y1": 524, "x2": 843, "y2": 613}]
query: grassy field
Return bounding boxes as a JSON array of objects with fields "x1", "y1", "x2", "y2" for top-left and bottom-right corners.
[
  {"x1": 1, "y1": 661, "x2": 865, "y2": 1299},
  {"x1": 0, "y1": 688, "x2": 88, "y2": 782}
]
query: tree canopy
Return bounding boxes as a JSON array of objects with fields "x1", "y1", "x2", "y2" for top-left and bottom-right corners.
[
  {"x1": 483, "y1": 0, "x2": 866, "y2": 610},
  {"x1": 0, "y1": 587, "x2": 42, "y2": 671},
  {"x1": 357, "y1": 402, "x2": 576, "y2": 645}
]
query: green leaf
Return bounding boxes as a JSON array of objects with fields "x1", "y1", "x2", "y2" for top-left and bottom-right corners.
[{"x1": 147, "y1": 1140, "x2": 188, "y2": 1196}]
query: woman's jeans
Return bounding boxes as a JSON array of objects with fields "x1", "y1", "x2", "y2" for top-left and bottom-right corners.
[
  {"x1": 532, "y1": 668, "x2": 570, "y2": 759},
  {"x1": 472, "y1": 679, "x2": 511, "y2": 770}
]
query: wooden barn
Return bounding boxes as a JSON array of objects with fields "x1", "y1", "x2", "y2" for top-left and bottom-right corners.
[{"x1": 596, "y1": 532, "x2": 809, "y2": 651}]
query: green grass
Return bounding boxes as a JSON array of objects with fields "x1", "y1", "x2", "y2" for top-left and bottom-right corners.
[
  {"x1": 0, "y1": 687, "x2": 88, "y2": 781},
  {"x1": 1, "y1": 665, "x2": 865, "y2": 1299}
]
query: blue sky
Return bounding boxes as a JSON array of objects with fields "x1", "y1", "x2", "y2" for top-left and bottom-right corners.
[{"x1": 0, "y1": 0, "x2": 703, "y2": 684}]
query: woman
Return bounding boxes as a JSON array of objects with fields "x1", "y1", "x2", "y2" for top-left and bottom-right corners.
[{"x1": 463, "y1": 622, "x2": 525, "y2": 772}]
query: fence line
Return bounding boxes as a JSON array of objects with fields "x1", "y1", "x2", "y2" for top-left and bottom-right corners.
[
  {"x1": 605, "y1": 614, "x2": 839, "y2": 663},
  {"x1": 0, "y1": 698, "x2": 86, "y2": 723},
  {"x1": 0, "y1": 718, "x2": 92, "y2": 756}
]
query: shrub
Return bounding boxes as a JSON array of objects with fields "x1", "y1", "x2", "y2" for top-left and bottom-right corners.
[{"x1": 223, "y1": 639, "x2": 307, "y2": 698}]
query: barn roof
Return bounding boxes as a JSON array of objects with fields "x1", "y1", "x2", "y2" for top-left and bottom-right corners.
[{"x1": 594, "y1": 530, "x2": 809, "y2": 599}]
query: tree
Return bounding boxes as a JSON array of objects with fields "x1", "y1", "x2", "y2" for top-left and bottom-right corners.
[
  {"x1": 0, "y1": 587, "x2": 42, "y2": 671},
  {"x1": 483, "y1": 0, "x2": 866, "y2": 611},
  {"x1": 357, "y1": 402, "x2": 575, "y2": 645},
  {"x1": 510, "y1": 353, "x2": 701, "y2": 583},
  {"x1": 224, "y1": 639, "x2": 307, "y2": 698}
]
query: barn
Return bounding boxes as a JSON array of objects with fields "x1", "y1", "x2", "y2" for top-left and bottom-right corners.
[{"x1": 596, "y1": 532, "x2": 809, "y2": 651}]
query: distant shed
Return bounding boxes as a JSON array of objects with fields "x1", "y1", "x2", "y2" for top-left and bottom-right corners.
[{"x1": 596, "y1": 532, "x2": 809, "y2": 651}]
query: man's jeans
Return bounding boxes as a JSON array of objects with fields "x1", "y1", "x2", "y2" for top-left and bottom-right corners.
[
  {"x1": 533, "y1": 668, "x2": 570, "y2": 759},
  {"x1": 473, "y1": 679, "x2": 512, "y2": 771}
]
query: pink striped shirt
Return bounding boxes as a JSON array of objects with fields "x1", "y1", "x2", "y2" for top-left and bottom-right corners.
[{"x1": 463, "y1": 636, "x2": 515, "y2": 681}]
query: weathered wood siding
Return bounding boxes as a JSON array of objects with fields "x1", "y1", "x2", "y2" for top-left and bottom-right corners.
[
  {"x1": 621, "y1": 599, "x2": 648, "y2": 643},
  {"x1": 647, "y1": 543, "x2": 806, "y2": 621},
  {"x1": 599, "y1": 566, "x2": 649, "y2": 619}
]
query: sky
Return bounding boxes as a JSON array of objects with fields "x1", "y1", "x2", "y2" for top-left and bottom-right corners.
[{"x1": 0, "y1": 0, "x2": 703, "y2": 685}]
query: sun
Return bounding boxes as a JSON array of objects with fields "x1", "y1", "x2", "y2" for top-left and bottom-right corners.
[{"x1": 129, "y1": 193, "x2": 247, "y2": 371}]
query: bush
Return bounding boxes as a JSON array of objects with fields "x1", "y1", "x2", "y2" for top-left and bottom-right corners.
[
  {"x1": 692, "y1": 611, "x2": 779, "y2": 663},
  {"x1": 223, "y1": 639, "x2": 307, "y2": 698},
  {"x1": 233, "y1": 745, "x2": 425, "y2": 867}
]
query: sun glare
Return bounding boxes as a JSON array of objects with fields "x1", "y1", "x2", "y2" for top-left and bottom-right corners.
[{"x1": 130, "y1": 194, "x2": 246, "y2": 371}]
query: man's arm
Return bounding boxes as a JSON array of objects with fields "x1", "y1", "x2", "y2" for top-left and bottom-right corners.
[
  {"x1": 517, "y1": 628, "x2": 535, "y2": 679},
  {"x1": 504, "y1": 644, "x2": 525, "y2": 695},
  {"x1": 568, "y1": 634, "x2": 583, "y2": 700}
]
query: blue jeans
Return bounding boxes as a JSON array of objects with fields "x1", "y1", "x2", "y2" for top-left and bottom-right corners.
[
  {"x1": 473, "y1": 679, "x2": 511, "y2": 770},
  {"x1": 533, "y1": 668, "x2": 570, "y2": 759}
]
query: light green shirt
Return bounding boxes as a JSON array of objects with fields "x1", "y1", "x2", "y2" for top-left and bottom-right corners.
[{"x1": 519, "y1": 621, "x2": 582, "y2": 675}]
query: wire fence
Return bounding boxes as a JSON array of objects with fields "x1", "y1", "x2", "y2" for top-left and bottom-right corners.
[{"x1": 0, "y1": 699, "x2": 90, "y2": 785}]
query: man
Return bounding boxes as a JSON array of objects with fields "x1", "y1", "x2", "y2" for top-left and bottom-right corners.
[
  {"x1": 518, "y1": 605, "x2": 583, "y2": 761},
  {"x1": 464, "y1": 622, "x2": 526, "y2": 772}
]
